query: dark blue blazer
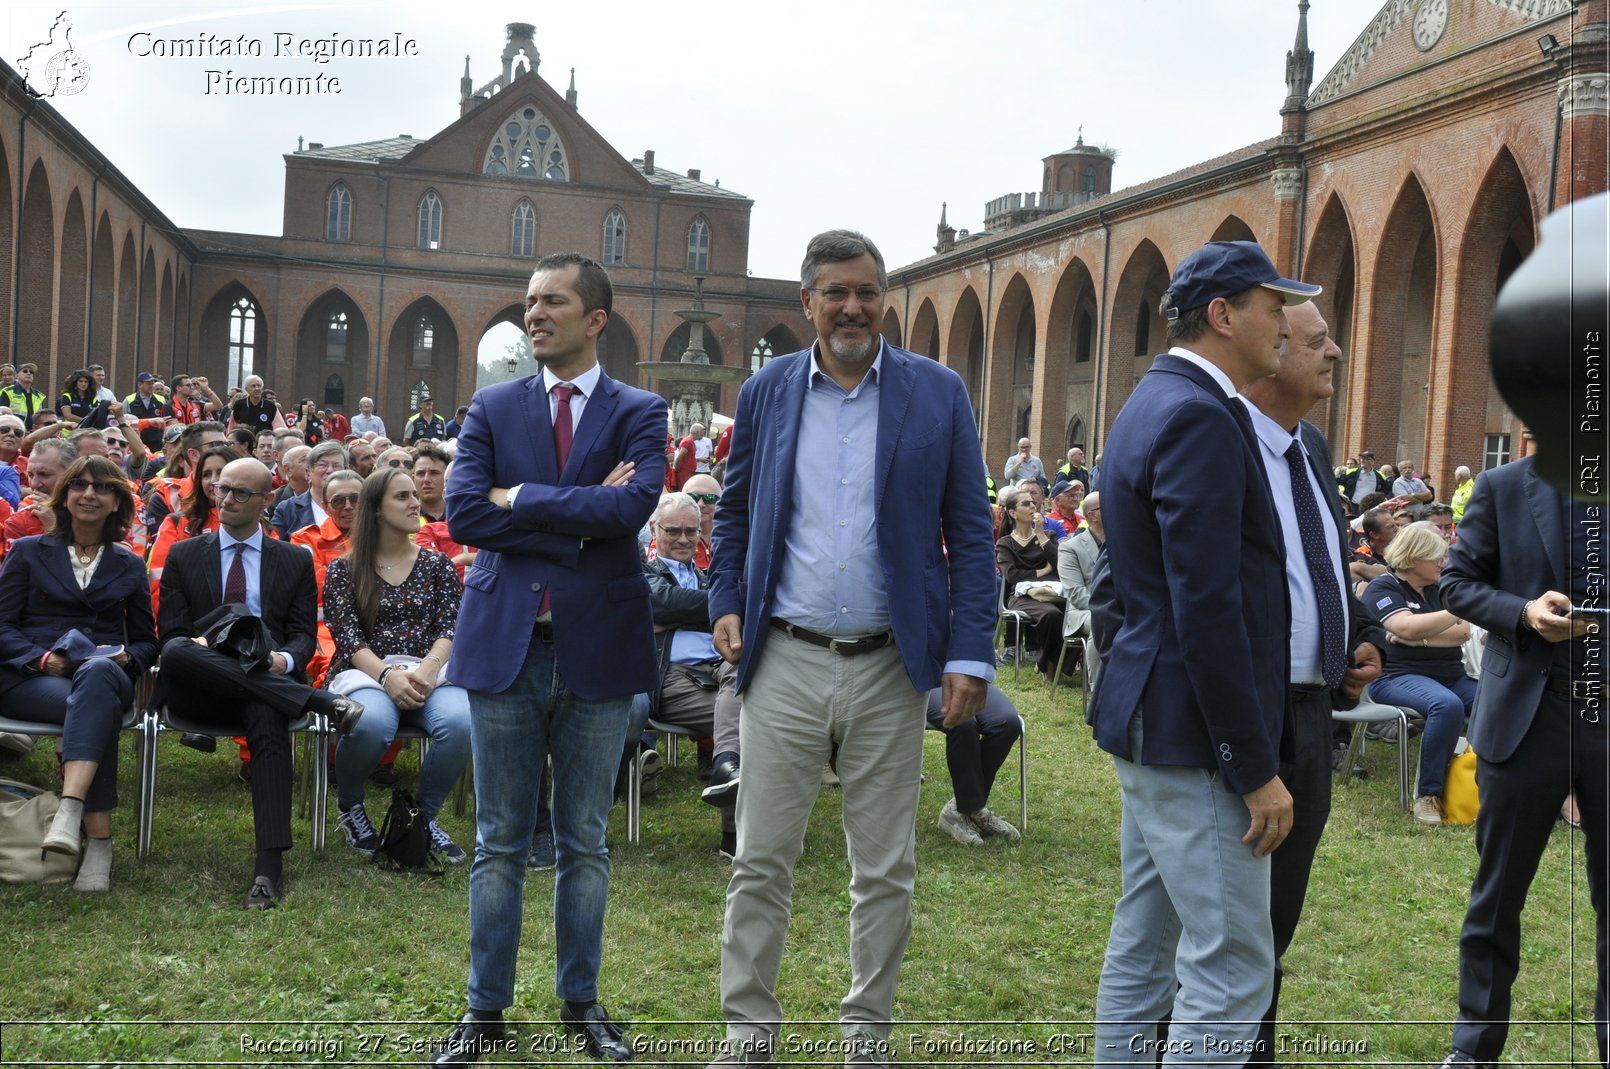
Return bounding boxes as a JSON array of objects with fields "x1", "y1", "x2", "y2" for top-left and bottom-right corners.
[
  {"x1": 446, "y1": 369, "x2": 667, "y2": 698},
  {"x1": 0, "y1": 535, "x2": 158, "y2": 697},
  {"x1": 1088, "y1": 354, "x2": 1290, "y2": 794},
  {"x1": 1441, "y1": 458, "x2": 1567, "y2": 763},
  {"x1": 271, "y1": 491, "x2": 315, "y2": 543},
  {"x1": 707, "y1": 343, "x2": 997, "y2": 694}
]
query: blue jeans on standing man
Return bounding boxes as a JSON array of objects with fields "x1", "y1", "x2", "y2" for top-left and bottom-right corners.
[{"x1": 465, "y1": 638, "x2": 631, "y2": 1012}]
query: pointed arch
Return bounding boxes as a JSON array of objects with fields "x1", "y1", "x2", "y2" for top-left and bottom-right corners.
[
  {"x1": 991, "y1": 273, "x2": 1037, "y2": 447},
  {"x1": 750, "y1": 324, "x2": 802, "y2": 371},
  {"x1": 58, "y1": 189, "x2": 89, "y2": 369},
  {"x1": 18, "y1": 162, "x2": 54, "y2": 375},
  {"x1": 115, "y1": 233, "x2": 138, "y2": 382},
  {"x1": 946, "y1": 287, "x2": 985, "y2": 431},
  {"x1": 89, "y1": 214, "x2": 114, "y2": 366},
  {"x1": 417, "y1": 190, "x2": 443, "y2": 249},
  {"x1": 295, "y1": 288, "x2": 370, "y2": 414},
  {"x1": 1209, "y1": 215, "x2": 1258, "y2": 244},
  {"x1": 882, "y1": 308, "x2": 902, "y2": 348},
  {"x1": 1105, "y1": 240, "x2": 1170, "y2": 429},
  {"x1": 512, "y1": 198, "x2": 536, "y2": 257},
  {"x1": 387, "y1": 297, "x2": 458, "y2": 425},
  {"x1": 173, "y1": 271, "x2": 191, "y2": 368},
  {"x1": 483, "y1": 103, "x2": 569, "y2": 181},
  {"x1": 157, "y1": 261, "x2": 175, "y2": 369},
  {"x1": 1364, "y1": 174, "x2": 1438, "y2": 467},
  {"x1": 600, "y1": 317, "x2": 640, "y2": 388},
  {"x1": 198, "y1": 282, "x2": 268, "y2": 389},
  {"x1": 909, "y1": 298, "x2": 939, "y2": 358},
  {"x1": 687, "y1": 216, "x2": 710, "y2": 273},
  {"x1": 1045, "y1": 256, "x2": 1097, "y2": 454},
  {"x1": 1304, "y1": 193, "x2": 1358, "y2": 446},
  {"x1": 476, "y1": 306, "x2": 531, "y2": 391},
  {"x1": 139, "y1": 247, "x2": 158, "y2": 365},
  {"x1": 325, "y1": 181, "x2": 352, "y2": 241},
  {"x1": 602, "y1": 208, "x2": 627, "y2": 265}
]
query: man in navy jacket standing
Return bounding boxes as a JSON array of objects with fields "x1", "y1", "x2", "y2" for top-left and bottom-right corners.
[
  {"x1": 437, "y1": 252, "x2": 666, "y2": 1066},
  {"x1": 1089, "y1": 241, "x2": 1317, "y2": 1065}
]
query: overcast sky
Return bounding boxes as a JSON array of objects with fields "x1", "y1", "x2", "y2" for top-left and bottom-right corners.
[{"x1": 9, "y1": 1, "x2": 1352, "y2": 281}]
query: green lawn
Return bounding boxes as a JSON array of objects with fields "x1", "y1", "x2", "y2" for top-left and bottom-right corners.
[{"x1": 0, "y1": 678, "x2": 1600, "y2": 1065}]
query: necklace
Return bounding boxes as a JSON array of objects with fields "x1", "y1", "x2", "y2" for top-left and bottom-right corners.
[{"x1": 72, "y1": 543, "x2": 97, "y2": 565}]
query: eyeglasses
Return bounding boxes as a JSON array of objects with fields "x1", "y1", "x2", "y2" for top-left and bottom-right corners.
[
  {"x1": 212, "y1": 483, "x2": 265, "y2": 502},
  {"x1": 67, "y1": 478, "x2": 118, "y2": 494},
  {"x1": 0, "y1": 427, "x2": 21, "y2": 436},
  {"x1": 657, "y1": 525, "x2": 700, "y2": 539},
  {"x1": 326, "y1": 493, "x2": 360, "y2": 508},
  {"x1": 811, "y1": 285, "x2": 884, "y2": 305},
  {"x1": 386, "y1": 459, "x2": 415, "y2": 470},
  {"x1": 686, "y1": 492, "x2": 720, "y2": 504}
]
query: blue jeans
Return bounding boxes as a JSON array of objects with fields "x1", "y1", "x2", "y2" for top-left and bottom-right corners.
[
  {"x1": 2, "y1": 659, "x2": 131, "y2": 812},
  {"x1": 466, "y1": 639, "x2": 630, "y2": 1010},
  {"x1": 334, "y1": 684, "x2": 472, "y2": 819},
  {"x1": 1369, "y1": 672, "x2": 1477, "y2": 797}
]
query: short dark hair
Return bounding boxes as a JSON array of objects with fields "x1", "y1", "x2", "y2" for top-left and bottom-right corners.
[
  {"x1": 532, "y1": 252, "x2": 612, "y2": 317},
  {"x1": 1425, "y1": 502, "x2": 1454, "y2": 519},
  {"x1": 1360, "y1": 508, "x2": 1393, "y2": 537},
  {"x1": 49, "y1": 455, "x2": 136, "y2": 546},
  {"x1": 178, "y1": 420, "x2": 226, "y2": 460},
  {"x1": 413, "y1": 440, "x2": 450, "y2": 469},
  {"x1": 801, "y1": 230, "x2": 887, "y2": 291},
  {"x1": 1162, "y1": 286, "x2": 1256, "y2": 345}
]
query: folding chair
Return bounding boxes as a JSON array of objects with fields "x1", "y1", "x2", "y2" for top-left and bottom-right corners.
[
  {"x1": 997, "y1": 573, "x2": 1031, "y2": 684},
  {"x1": 625, "y1": 717, "x2": 707, "y2": 844},
  {"x1": 1332, "y1": 688, "x2": 1413, "y2": 810}
]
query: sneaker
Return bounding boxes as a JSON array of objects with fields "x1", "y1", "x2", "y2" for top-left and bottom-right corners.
[
  {"x1": 337, "y1": 802, "x2": 382, "y2": 855},
  {"x1": 639, "y1": 749, "x2": 664, "y2": 797},
  {"x1": 1364, "y1": 719, "x2": 1401, "y2": 742},
  {"x1": 429, "y1": 819, "x2": 467, "y2": 863},
  {"x1": 968, "y1": 806, "x2": 1021, "y2": 841},
  {"x1": 1330, "y1": 742, "x2": 1349, "y2": 773},
  {"x1": 937, "y1": 799, "x2": 983, "y2": 846},
  {"x1": 527, "y1": 827, "x2": 556, "y2": 870},
  {"x1": 1413, "y1": 795, "x2": 1444, "y2": 827},
  {"x1": 0, "y1": 731, "x2": 34, "y2": 756},
  {"x1": 368, "y1": 760, "x2": 399, "y2": 787},
  {"x1": 844, "y1": 1028, "x2": 893, "y2": 1066}
]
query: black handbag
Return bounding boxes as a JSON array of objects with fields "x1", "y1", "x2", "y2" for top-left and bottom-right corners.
[{"x1": 373, "y1": 787, "x2": 442, "y2": 876}]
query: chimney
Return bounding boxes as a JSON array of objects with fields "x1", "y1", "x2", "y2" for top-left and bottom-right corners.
[
  {"x1": 687, "y1": 168, "x2": 700, "y2": 181},
  {"x1": 643, "y1": 150, "x2": 655, "y2": 175}
]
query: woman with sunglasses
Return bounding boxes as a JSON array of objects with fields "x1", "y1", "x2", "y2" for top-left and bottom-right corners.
[
  {"x1": 0, "y1": 456, "x2": 158, "y2": 890},
  {"x1": 996, "y1": 485, "x2": 1066, "y2": 682},
  {"x1": 322, "y1": 468, "x2": 471, "y2": 861},
  {"x1": 146, "y1": 444, "x2": 246, "y2": 617}
]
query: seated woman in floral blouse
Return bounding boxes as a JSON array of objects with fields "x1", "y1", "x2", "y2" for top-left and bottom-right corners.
[{"x1": 322, "y1": 467, "x2": 471, "y2": 862}]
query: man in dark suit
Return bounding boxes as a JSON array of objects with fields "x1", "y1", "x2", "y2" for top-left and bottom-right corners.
[
  {"x1": 157, "y1": 457, "x2": 360, "y2": 910},
  {"x1": 1089, "y1": 240, "x2": 1317, "y2": 1063},
  {"x1": 1437, "y1": 458, "x2": 1606, "y2": 1068},
  {"x1": 704, "y1": 230, "x2": 996, "y2": 1067},
  {"x1": 437, "y1": 252, "x2": 665, "y2": 1065},
  {"x1": 271, "y1": 439, "x2": 347, "y2": 541},
  {"x1": 1240, "y1": 299, "x2": 1386, "y2": 1066}
]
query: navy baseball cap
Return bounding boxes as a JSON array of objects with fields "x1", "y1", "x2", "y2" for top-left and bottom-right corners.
[
  {"x1": 1051, "y1": 480, "x2": 1078, "y2": 498},
  {"x1": 136, "y1": 372, "x2": 156, "y2": 383},
  {"x1": 1164, "y1": 241, "x2": 1321, "y2": 319}
]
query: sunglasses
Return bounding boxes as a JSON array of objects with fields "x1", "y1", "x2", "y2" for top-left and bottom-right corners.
[
  {"x1": 326, "y1": 493, "x2": 360, "y2": 508},
  {"x1": 67, "y1": 478, "x2": 118, "y2": 494},
  {"x1": 686, "y1": 492, "x2": 719, "y2": 504},
  {"x1": 385, "y1": 459, "x2": 415, "y2": 470}
]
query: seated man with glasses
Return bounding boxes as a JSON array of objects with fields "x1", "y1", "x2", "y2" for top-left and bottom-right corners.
[
  {"x1": 271, "y1": 440, "x2": 348, "y2": 542},
  {"x1": 157, "y1": 456, "x2": 363, "y2": 909},
  {"x1": 630, "y1": 493, "x2": 740, "y2": 855},
  {"x1": 0, "y1": 414, "x2": 27, "y2": 508}
]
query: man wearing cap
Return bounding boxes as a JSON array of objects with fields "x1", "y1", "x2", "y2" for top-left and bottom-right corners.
[
  {"x1": 1047, "y1": 479, "x2": 1085, "y2": 531},
  {"x1": 446, "y1": 405, "x2": 471, "y2": 440},
  {"x1": 405, "y1": 396, "x2": 447, "y2": 445},
  {"x1": 1089, "y1": 239, "x2": 1318, "y2": 1065}
]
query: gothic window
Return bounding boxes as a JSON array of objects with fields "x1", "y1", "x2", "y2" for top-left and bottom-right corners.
[
  {"x1": 326, "y1": 183, "x2": 351, "y2": 241},
  {"x1": 512, "y1": 200, "x2": 536, "y2": 257},
  {"x1": 228, "y1": 296, "x2": 258, "y2": 384},
  {"x1": 326, "y1": 311, "x2": 348, "y2": 362},
  {"x1": 324, "y1": 374, "x2": 345, "y2": 407},
  {"x1": 750, "y1": 337, "x2": 773, "y2": 372},
  {"x1": 418, "y1": 192, "x2": 442, "y2": 249},
  {"x1": 602, "y1": 209, "x2": 626, "y2": 265},
  {"x1": 483, "y1": 106, "x2": 569, "y2": 181},
  {"x1": 412, "y1": 315, "x2": 435, "y2": 368},
  {"x1": 687, "y1": 216, "x2": 710, "y2": 273},
  {"x1": 409, "y1": 379, "x2": 432, "y2": 413}
]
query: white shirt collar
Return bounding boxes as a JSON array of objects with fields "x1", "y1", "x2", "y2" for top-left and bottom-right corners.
[
  {"x1": 806, "y1": 338, "x2": 885, "y2": 391},
  {"x1": 1168, "y1": 346, "x2": 1237, "y2": 399},
  {"x1": 541, "y1": 362, "x2": 603, "y2": 398},
  {"x1": 1239, "y1": 396, "x2": 1298, "y2": 457}
]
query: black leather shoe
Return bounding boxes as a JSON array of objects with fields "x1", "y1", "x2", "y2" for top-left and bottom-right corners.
[
  {"x1": 180, "y1": 732, "x2": 217, "y2": 753},
  {"x1": 560, "y1": 1002, "x2": 632, "y2": 1062},
  {"x1": 243, "y1": 875, "x2": 281, "y2": 910},
  {"x1": 430, "y1": 1014, "x2": 508, "y2": 1067},
  {"x1": 701, "y1": 757, "x2": 739, "y2": 808},
  {"x1": 328, "y1": 697, "x2": 364, "y2": 735}
]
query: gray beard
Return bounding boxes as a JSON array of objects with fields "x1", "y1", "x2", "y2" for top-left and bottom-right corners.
[{"x1": 828, "y1": 333, "x2": 874, "y2": 363}]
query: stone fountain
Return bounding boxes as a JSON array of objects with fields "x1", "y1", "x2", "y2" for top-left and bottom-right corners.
[{"x1": 637, "y1": 277, "x2": 750, "y2": 436}]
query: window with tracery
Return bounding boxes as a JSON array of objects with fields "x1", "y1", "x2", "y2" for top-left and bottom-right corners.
[
  {"x1": 326, "y1": 311, "x2": 348, "y2": 362},
  {"x1": 603, "y1": 210, "x2": 626, "y2": 265},
  {"x1": 412, "y1": 315, "x2": 435, "y2": 368},
  {"x1": 687, "y1": 217, "x2": 710, "y2": 273},
  {"x1": 418, "y1": 192, "x2": 442, "y2": 249},
  {"x1": 512, "y1": 201, "x2": 535, "y2": 257},
  {"x1": 483, "y1": 106, "x2": 569, "y2": 181},
  {"x1": 326, "y1": 184, "x2": 351, "y2": 241}
]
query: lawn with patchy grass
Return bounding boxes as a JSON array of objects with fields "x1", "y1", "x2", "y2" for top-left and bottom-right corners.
[{"x1": 0, "y1": 678, "x2": 1599, "y2": 1065}]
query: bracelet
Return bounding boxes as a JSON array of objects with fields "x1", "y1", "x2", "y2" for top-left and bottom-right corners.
[
  {"x1": 1520, "y1": 599, "x2": 1535, "y2": 631},
  {"x1": 378, "y1": 665, "x2": 395, "y2": 687}
]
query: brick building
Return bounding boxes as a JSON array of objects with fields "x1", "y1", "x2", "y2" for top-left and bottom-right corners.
[
  {"x1": 884, "y1": 0, "x2": 1608, "y2": 492},
  {"x1": 0, "y1": 23, "x2": 802, "y2": 429}
]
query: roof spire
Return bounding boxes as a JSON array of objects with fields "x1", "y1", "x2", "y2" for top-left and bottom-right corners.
[
  {"x1": 566, "y1": 66, "x2": 578, "y2": 109},
  {"x1": 1283, "y1": 0, "x2": 1314, "y2": 113},
  {"x1": 939, "y1": 201, "x2": 948, "y2": 228}
]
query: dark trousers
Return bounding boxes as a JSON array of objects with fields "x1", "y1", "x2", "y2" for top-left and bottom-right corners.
[
  {"x1": 1454, "y1": 693, "x2": 1608, "y2": 1064},
  {"x1": 924, "y1": 685, "x2": 1023, "y2": 813},
  {"x1": 3, "y1": 660, "x2": 132, "y2": 811},
  {"x1": 161, "y1": 640, "x2": 315, "y2": 852},
  {"x1": 1250, "y1": 685, "x2": 1335, "y2": 1067}
]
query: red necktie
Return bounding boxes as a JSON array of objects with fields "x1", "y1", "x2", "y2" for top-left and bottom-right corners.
[
  {"x1": 552, "y1": 384, "x2": 576, "y2": 471},
  {"x1": 224, "y1": 543, "x2": 247, "y2": 605}
]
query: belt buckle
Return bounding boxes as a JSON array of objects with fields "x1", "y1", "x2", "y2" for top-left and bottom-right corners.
[{"x1": 828, "y1": 637, "x2": 851, "y2": 657}]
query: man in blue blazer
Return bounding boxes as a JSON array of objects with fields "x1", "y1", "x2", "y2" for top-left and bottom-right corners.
[
  {"x1": 704, "y1": 230, "x2": 996, "y2": 1066},
  {"x1": 1438, "y1": 458, "x2": 1606, "y2": 1068},
  {"x1": 1089, "y1": 240, "x2": 1316, "y2": 1064},
  {"x1": 437, "y1": 252, "x2": 665, "y2": 1066}
]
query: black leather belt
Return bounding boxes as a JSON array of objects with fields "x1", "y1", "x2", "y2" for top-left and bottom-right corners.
[
  {"x1": 534, "y1": 621, "x2": 556, "y2": 643},
  {"x1": 1546, "y1": 674, "x2": 1605, "y2": 703},
  {"x1": 770, "y1": 619, "x2": 892, "y2": 657}
]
